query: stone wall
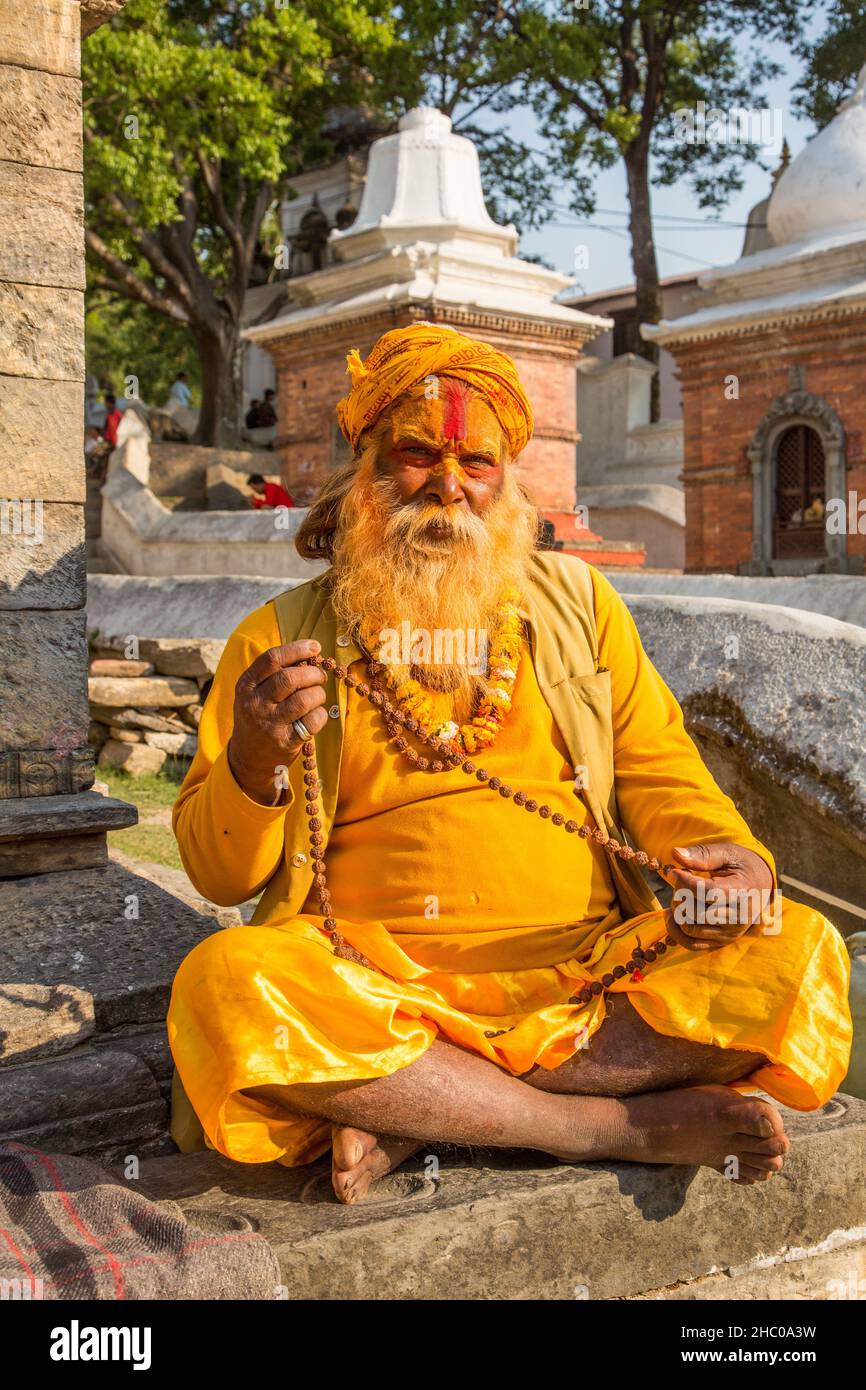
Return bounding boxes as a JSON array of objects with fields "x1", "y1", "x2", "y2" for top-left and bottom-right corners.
[
  {"x1": 89, "y1": 644, "x2": 219, "y2": 777},
  {"x1": 607, "y1": 568, "x2": 866, "y2": 628},
  {"x1": 626, "y1": 593, "x2": 866, "y2": 933},
  {"x1": 100, "y1": 446, "x2": 321, "y2": 579}
]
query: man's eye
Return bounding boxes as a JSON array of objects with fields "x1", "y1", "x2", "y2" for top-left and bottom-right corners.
[
  {"x1": 464, "y1": 456, "x2": 493, "y2": 467},
  {"x1": 404, "y1": 445, "x2": 433, "y2": 456}
]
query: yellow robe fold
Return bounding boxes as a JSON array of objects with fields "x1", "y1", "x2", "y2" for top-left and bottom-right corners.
[{"x1": 168, "y1": 565, "x2": 852, "y2": 1165}]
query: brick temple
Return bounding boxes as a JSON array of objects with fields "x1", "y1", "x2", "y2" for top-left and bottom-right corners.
[{"x1": 646, "y1": 70, "x2": 866, "y2": 576}]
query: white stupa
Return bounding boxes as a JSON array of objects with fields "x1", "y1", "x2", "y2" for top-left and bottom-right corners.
[
  {"x1": 645, "y1": 65, "x2": 866, "y2": 348},
  {"x1": 246, "y1": 107, "x2": 607, "y2": 343}
]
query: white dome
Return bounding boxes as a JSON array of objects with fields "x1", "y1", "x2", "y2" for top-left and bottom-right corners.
[
  {"x1": 768, "y1": 63, "x2": 866, "y2": 246},
  {"x1": 342, "y1": 106, "x2": 510, "y2": 241}
]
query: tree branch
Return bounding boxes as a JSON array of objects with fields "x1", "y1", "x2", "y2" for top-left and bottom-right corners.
[{"x1": 85, "y1": 228, "x2": 191, "y2": 323}]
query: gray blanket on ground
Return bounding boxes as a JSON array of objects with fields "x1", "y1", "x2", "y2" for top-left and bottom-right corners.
[{"x1": 0, "y1": 1142, "x2": 280, "y2": 1300}]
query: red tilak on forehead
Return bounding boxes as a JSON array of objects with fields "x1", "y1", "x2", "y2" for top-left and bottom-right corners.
[{"x1": 441, "y1": 378, "x2": 470, "y2": 441}]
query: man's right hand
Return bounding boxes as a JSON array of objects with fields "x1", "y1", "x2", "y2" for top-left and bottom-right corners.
[{"x1": 227, "y1": 640, "x2": 328, "y2": 805}]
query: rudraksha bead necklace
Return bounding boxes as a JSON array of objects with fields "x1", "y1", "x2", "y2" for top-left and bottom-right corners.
[{"x1": 298, "y1": 655, "x2": 679, "y2": 1024}]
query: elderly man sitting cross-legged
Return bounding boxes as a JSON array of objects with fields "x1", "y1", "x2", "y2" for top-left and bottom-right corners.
[{"x1": 168, "y1": 324, "x2": 852, "y2": 1205}]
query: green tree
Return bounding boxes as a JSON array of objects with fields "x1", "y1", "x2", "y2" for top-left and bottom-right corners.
[
  {"x1": 83, "y1": 0, "x2": 399, "y2": 445},
  {"x1": 86, "y1": 296, "x2": 201, "y2": 406},
  {"x1": 499, "y1": 1, "x2": 808, "y2": 416},
  {"x1": 795, "y1": 0, "x2": 866, "y2": 129}
]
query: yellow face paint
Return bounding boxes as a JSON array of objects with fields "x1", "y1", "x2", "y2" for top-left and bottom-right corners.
[{"x1": 385, "y1": 382, "x2": 506, "y2": 480}]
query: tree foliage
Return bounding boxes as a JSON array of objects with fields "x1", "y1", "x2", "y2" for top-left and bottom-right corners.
[
  {"x1": 84, "y1": 0, "x2": 401, "y2": 442},
  {"x1": 795, "y1": 0, "x2": 866, "y2": 129}
]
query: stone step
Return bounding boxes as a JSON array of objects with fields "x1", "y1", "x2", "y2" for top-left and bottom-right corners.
[
  {"x1": 0, "y1": 1048, "x2": 168, "y2": 1161},
  {"x1": 0, "y1": 857, "x2": 225, "y2": 1156},
  {"x1": 0, "y1": 859, "x2": 222, "y2": 1039},
  {"x1": 134, "y1": 1093, "x2": 866, "y2": 1301}
]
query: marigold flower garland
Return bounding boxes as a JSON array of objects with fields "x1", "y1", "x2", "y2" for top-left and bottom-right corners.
[{"x1": 362, "y1": 594, "x2": 524, "y2": 755}]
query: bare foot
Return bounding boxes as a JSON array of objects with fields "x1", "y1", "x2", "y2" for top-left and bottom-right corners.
[
  {"x1": 553, "y1": 1084, "x2": 790, "y2": 1184},
  {"x1": 331, "y1": 1125, "x2": 423, "y2": 1204}
]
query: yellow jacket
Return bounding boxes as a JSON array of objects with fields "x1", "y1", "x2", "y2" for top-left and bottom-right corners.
[{"x1": 173, "y1": 552, "x2": 774, "y2": 919}]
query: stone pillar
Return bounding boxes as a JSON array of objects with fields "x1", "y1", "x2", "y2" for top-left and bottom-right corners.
[{"x1": 0, "y1": 0, "x2": 135, "y2": 871}]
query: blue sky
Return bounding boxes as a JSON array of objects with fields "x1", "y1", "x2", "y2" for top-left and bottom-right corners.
[{"x1": 503, "y1": 30, "x2": 828, "y2": 294}]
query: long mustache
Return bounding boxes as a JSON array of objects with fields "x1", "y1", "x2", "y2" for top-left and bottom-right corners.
[{"x1": 374, "y1": 476, "x2": 487, "y2": 552}]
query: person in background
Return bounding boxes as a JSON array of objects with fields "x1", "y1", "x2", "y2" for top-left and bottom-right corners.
[
  {"x1": 245, "y1": 399, "x2": 263, "y2": 430},
  {"x1": 102, "y1": 394, "x2": 122, "y2": 450},
  {"x1": 170, "y1": 372, "x2": 192, "y2": 409},
  {"x1": 248, "y1": 473, "x2": 294, "y2": 510},
  {"x1": 257, "y1": 389, "x2": 278, "y2": 428}
]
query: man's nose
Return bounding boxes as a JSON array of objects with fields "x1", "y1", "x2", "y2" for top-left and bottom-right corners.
[{"x1": 425, "y1": 458, "x2": 465, "y2": 504}]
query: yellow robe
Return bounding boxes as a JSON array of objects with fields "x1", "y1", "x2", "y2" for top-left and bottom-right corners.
[{"x1": 168, "y1": 569, "x2": 852, "y2": 1166}]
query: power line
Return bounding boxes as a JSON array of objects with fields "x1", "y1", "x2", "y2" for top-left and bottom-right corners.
[
  {"x1": 547, "y1": 219, "x2": 717, "y2": 267},
  {"x1": 551, "y1": 200, "x2": 764, "y2": 229}
]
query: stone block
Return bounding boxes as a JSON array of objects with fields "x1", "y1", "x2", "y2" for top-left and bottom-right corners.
[
  {"x1": 88, "y1": 674, "x2": 200, "y2": 708},
  {"x1": 98, "y1": 738, "x2": 166, "y2": 776},
  {"x1": 0, "y1": 500, "x2": 85, "y2": 609},
  {"x1": 0, "y1": 281, "x2": 83, "y2": 380},
  {"x1": 108, "y1": 725, "x2": 143, "y2": 743},
  {"x1": 626, "y1": 597, "x2": 866, "y2": 840},
  {"x1": 0, "y1": 608, "x2": 89, "y2": 751},
  {"x1": 206, "y1": 462, "x2": 254, "y2": 510},
  {"x1": 0, "y1": 64, "x2": 82, "y2": 169},
  {"x1": 143, "y1": 730, "x2": 197, "y2": 757},
  {"x1": 89, "y1": 657, "x2": 154, "y2": 677},
  {"x1": 0, "y1": 746, "x2": 95, "y2": 800},
  {"x1": 137, "y1": 1095, "x2": 866, "y2": 1301},
  {"x1": 89, "y1": 705, "x2": 188, "y2": 734},
  {"x1": 0, "y1": 377, "x2": 85, "y2": 500},
  {"x1": 0, "y1": 830, "x2": 107, "y2": 876},
  {"x1": 0, "y1": 982, "x2": 94, "y2": 1066},
  {"x1": 0, "y1": 0, "x2": 81, "y2": 77},
  {"x1": 0, "y1": 859, "x2": 223, "y2": 1033},
  {"x1": 0, "y1": 1049, "x2": 166, "y2": 1156},
  {"x1": 80, "y1": 0, "x2": 128, "y2": 40},
  {"x1": 178, "y1": 706, "x2": 201, "y2": 728},
  {"x1": 87, "y1": 573, "x2": 293, "y2": 641},
  {"x1": 139, "y1": 638, "x2": 226, "y2": 679},
  {"x1": 0, "y1": 790, "x2": 136, "y2": 840},
  {"x1": 0, "y1": 160, "x2": 83, "y2": 288}
]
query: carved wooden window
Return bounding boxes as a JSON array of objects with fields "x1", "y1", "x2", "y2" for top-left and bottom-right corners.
[{"x1": 773, "y1": 424, "x2": 826, "y2": 559}]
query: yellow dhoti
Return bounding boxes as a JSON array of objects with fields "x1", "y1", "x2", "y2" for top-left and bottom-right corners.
[{"x1": 168, "y1": 897, "x2": 851, "y2": 1166}]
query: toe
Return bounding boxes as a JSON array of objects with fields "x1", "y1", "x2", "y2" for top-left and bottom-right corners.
[
  {"x1": 333, "y1": 1144, "x2": 393, "y2": 1204},
  {"x1": 725, "y1": 1097, "x2": 785, "y2": 1141},
  {"x1": 331, "y1": 1125, "x2": 374, "y2": 1173},
  {"x1": 735, "y1": 1162, "x2": 780, "y2": 1183},
  {"x1": 740, "y1": 1133, "x2": 790, "y2": 1158},
  {"x1": 741, "y1": 1152, "x2": 784, "y2": 1173}
]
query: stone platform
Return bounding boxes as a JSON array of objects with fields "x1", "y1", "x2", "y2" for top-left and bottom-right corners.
[
  {"x1": 134, "y1": 1094, "x2": 866, "y2": 1300},
  {"x1": 0, "y1": 858, "x2": 223, "y2": 1162}
]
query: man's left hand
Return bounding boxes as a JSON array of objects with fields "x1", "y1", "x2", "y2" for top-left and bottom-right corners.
[{"x1": 666, "y1": 843, "x2": 774, "y2": 953}]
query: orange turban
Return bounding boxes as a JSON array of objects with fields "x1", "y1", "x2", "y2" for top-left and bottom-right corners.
[{"x1": 336, "y1": 323, "x2": 534, "y2": 458}]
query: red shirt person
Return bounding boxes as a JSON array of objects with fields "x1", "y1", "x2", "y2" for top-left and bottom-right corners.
[
  {"x1": 248, "y1": 473, "x2": 294, "y2": 509},
  {"x1": 102, "y1": 394, "x2": 122, "y2": 449}
]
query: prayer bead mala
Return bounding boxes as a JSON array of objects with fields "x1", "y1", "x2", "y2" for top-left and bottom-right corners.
[{"x1": 298, "y1": 655, "x2": 679, "y2": 1030}]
